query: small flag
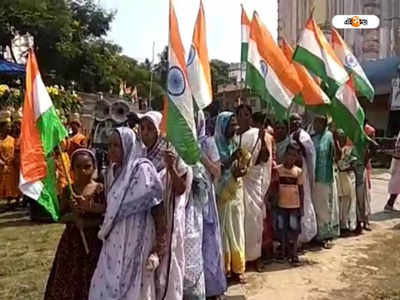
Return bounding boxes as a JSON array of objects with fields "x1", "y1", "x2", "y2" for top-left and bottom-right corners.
[
  {"x1": 281, "y1": 38, "x2": 330, "y2": 106},
  {"x1": 293, "y1": 17, "x2": 349, "y2": 95},
  {"x1": 241, "y1": 5, "x2": 251, "y2": 63},
  {"x1": 166, "y1": 0, "x2": 200, "y2": 165},
  {"x1": 334, "y1": 78, "x2": 368, "y2": 158},
  {"x1": 19, "y1": 50, "x2": 68, "y2": 221},
  {"x1": 187, "y1": 0, "x2": 212, "y2": 109},
  {"x1": 331, "y1": 28, "x2": 374, "y2": 102},
  {"x1": 246, "y1": 12, "x2": 302, "y2": 119}
]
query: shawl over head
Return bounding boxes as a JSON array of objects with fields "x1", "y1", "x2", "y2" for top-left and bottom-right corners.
[
  {"x1": 214, "y1": 111, "x2": 236, "y2": 164},
  {"x1": 98, "y1": 127, "x2": 159, "y2": 240}
]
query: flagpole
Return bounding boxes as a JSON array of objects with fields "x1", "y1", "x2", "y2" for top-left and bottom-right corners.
[
  {"x1": 57, "y1": 145, "x2": 89, "y2": 254},
  {"x1": 149, "y1": 41, "x2": 155, "y2": 111}
]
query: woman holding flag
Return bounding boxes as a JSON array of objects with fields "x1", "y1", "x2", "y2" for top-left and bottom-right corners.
[
  {"x1": 139, "y1": 111, "x2": 192, "y2": 300},
  {"x1": 215, "y1": 111, "x2": 246, "y2": 283}
]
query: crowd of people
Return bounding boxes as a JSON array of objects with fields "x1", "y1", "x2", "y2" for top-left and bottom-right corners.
[{"x1": 0, "y1": 103, "x2": 395, "y2": 300}]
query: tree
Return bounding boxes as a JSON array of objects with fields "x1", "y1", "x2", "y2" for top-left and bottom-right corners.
[{"x1": 210, "y1": 59, "x2": 232, "y2": 97}]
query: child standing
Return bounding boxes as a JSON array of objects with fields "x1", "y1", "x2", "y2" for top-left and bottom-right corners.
[
  {"x1": 276, "y1": 142, "x2": 304, "y2": 265},
  {"x1": 45, "y1": 149, "x2": 105, "y2": 300}
]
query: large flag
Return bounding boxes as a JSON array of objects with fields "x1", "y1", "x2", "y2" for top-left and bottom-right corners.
[
  {"x1": 19, "y1": 50, "x2": 68, "y2": 221},
  {"x1": 334, "y1": 78, "x2": 368, "y2": 157},
  {"x1": 241, "y1": 5, "x2": 251, "y2": 63},
  {"x1": 331, "y1": 28, "x2": 374, "y2": 102},
  {"x1": 187, "y1": 0, "x2": 212, "y2": 109},
  {"x1": 293, "y1": 16, "x2": 349, "y2": 95},
  {"x1": 246, "y1": 12, "x2": 302, "y2": 119},
  {"x1": 166, "y1": 0, "x2": 200, "y2": 165},
  {"x1": 281, "y1": 38, "x2": 330, "y2": 107}
]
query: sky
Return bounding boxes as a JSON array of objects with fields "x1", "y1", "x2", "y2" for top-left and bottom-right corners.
[{"x1": 100, "y1": 0, "x2": 278, "y2": 63}]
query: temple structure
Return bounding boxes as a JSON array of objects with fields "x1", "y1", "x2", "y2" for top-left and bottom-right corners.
[{"x1": 278, "y1": 0, "x2": 400, "y2": 61}]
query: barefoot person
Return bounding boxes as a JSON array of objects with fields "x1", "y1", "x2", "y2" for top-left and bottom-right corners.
[
  {"x1": 312, "y1": 116, "x2": 340, "y2": 248},
  {"x1": 45, "y1": 149, "x2": 105, "y2": 300},
  {"x1": 235, "y1": 105, "x2": 270, "y2": 272},
  {"x1": 197, "y1": 111, "x2": 227, "y2": 299},
  {"x1": 214, "y1": 112, "x2": 246, "y2": 283},
  {"x1": 139, "y1": 111, "x2": 192, "y2": 300},
  {"x1": 89, "y1": 128, "x2": 163, "y2": 300},
  {"x1": 385, "y1": 130, "x2": 400, "y2": 212},
  {"x1": 275, "y1": 142, "x2": 304, "y2": 265}
]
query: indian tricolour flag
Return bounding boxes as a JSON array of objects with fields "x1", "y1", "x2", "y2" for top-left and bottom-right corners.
[
  {"x1": 166, "y1": 0, "x2": 200, "y2": 165},
  {"x1": 19, "y1": 50, "x2": 68, "y2": 221},
  {"x1": 331, "y1": 28, "x2": 375, "y2": 102},
  {"x1": 241, "y1": 5, "x2": 251, "y2": 63},
  {"x1": 334, "y1": 78, "x2": 368, "y2": 158},
  {"x1": 293, "y1": 16, "x2": 349, "y2": 95},
  {"x1": 281, "y1": 38, "x2": 330, "y2": 107},
  {"x1": 187, "y1": 0, "x2": 212, "y2": 110},
  {"x1": 246, "y1": 11, "x2": 302, "y2": 119}
]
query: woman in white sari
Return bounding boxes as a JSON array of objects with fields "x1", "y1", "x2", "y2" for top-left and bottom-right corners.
[
  {"x1": 139, "y1": 111, "x2": 192, "y2": 300},
  {"x1": 235, "y1": 105, "x2": 271, "y2": 270},
  {"x1": 89, "y1": 128, "x2": 163, "y2": 300}
]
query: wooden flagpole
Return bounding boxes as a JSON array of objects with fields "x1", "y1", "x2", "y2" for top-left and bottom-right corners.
[{"x1": 57, "y1": 145, "x2": 89, "y2": 254}]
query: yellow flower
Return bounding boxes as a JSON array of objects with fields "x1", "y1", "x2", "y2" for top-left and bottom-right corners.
[{"x1": 0, "y1": 84, "x2": 10, "y2": 97}]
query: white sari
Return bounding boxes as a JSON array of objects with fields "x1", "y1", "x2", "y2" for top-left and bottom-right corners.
[
  {"x1": 292, "y1": 129, "x2": 318, "y2": 243},
  {"x1": 237, "y1": 128, "x2": 271, "y2": 261},
  {"x1": 89, "y1": 128, "x2": 163, "y2": 300}
]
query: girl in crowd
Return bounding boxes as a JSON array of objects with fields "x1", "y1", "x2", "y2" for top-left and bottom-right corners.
[
  {"x1": 214, "y1": 112, "x2": 246, "y2": 283},
  {"x1": 139, "y1": 111, "x2": 192, "y2": 300},
  {"x1": 197, "y1": 111, "x2": 227, "y2": 299},
  {"x1": 89, "y1": 128, "x2": 163, "y2": 300},
  {"x1": 45, "y1": 149, "x2": 105, "y2": 300}
]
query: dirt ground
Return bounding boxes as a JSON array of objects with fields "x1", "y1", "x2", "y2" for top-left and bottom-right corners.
[{"x1": 0, "y1": 171, "x2": 400, "y2": 300}]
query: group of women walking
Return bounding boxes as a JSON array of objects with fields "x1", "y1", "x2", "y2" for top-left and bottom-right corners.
[{"x1": 44, "y1": 104, "x2": 377, "y2": 300}]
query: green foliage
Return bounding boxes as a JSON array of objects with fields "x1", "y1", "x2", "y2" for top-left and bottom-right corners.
[{"x1": 210, "y1": 59, "x2": 233, "y2": 97}]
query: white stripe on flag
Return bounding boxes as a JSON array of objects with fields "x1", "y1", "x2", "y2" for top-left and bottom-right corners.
[
  {"x1": 33, "y1": 74, "x2": 53, "y2": 120},
  {"x1": 19, "y1": 174, "x2": 43, "y2": 201}
]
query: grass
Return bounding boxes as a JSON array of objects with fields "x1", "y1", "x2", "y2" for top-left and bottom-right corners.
[{"x1": 0, "y1": 205, "x2": 63, "y2": 300}]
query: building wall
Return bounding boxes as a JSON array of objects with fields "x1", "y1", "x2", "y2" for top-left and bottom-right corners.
[
  {"x1": 278, "y1": 0, "x2": 400, "y2": 60},
  {"x1": 360, "y1": 94, "x2": 390, "y2": 136}
]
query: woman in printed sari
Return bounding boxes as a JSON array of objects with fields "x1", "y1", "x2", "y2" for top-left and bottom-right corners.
[
  {"x1": 312, "y1": 116, "x2": 340, "y2": 248},
  {"x1": 139, "y1": 111, "x2": 192, "y2": 300},
  {"x1": 89, "y1": 128, "x2": 163, "y2": 300},
  {"x1": 197, "y1": 111, "x2": 226, "y2": 299},
  {"x1": 214, "y1": 112, "x2": 246, "y2": 283},
  {"x1": 335, "y1": 130, "x2": 357, "y2": 233}
]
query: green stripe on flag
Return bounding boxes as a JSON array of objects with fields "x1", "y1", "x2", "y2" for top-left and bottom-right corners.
[
  {"x1": 246, "y1": 63, "x2": 288, "y2": 120},
  {"x1": 241, "y1": 43, "x2": 248, "y2": 62},
  {"x1": 331, "y1": 97, "x2": 367, "y2": 158},
  {"x1": 353, "y1": 72, "x2": 374, "y2": 102},
  {"x1": 37, "y1": 106, "x2": 68, "y2": 156},
  {"x1": 293, "y1": 47, "x2": 339, "y2": 95},
  {"x1": 38, "y1": 157, "x2": 60, "y2": 221},
  {"x1": 166, "y1": 100, "x2": 200, "y2": 165}
]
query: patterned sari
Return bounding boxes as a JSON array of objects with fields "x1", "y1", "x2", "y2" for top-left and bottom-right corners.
[{"x1": 215, "y1": 112, "x2": 245, "y2": 275}]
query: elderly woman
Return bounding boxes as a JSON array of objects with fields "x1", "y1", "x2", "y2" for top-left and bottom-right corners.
[
  {"x1": 214, "y1": 112, "x2": 246, "y2": 283},
  {"x1": 197, "y1": 111, "x2": 227, "y2": 299},
  {"x1": 89, "y1": 128, "x2": 163, "y2": 300},
  {"x1": 139, "y1": 111, "x2": 192, "y2": 300}
]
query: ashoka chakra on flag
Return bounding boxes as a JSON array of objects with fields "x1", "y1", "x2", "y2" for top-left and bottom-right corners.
[{"x1": 167, "y1": 66, "x2": 186, "y2": 97}]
